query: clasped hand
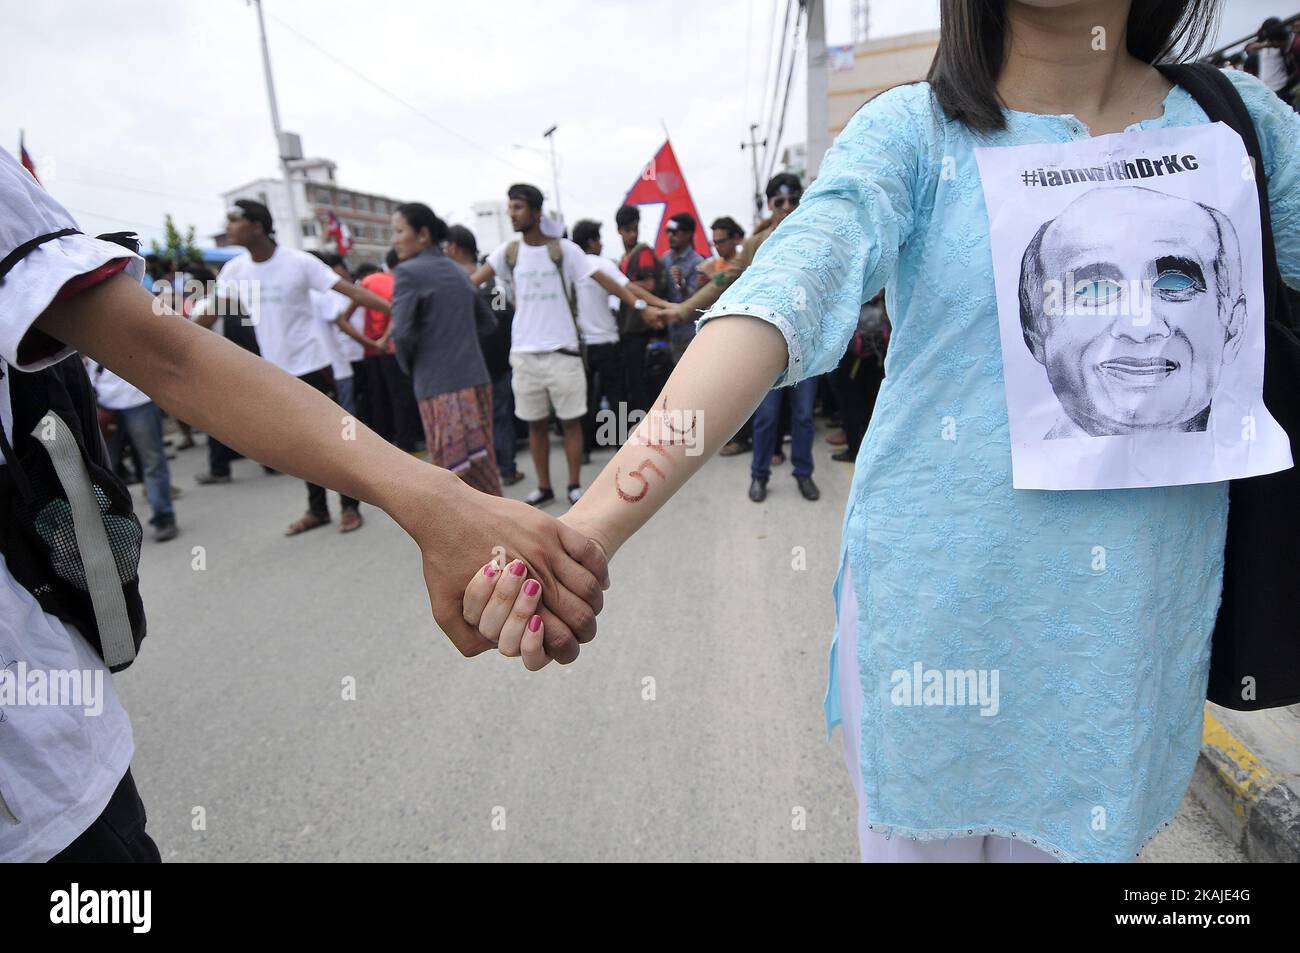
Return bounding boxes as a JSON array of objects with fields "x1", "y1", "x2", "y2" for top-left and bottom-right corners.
[{"x1": 460, "y1": 511, "x2": 610, "y2": 670}]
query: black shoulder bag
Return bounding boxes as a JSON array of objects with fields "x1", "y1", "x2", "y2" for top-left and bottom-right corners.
[
  {"x1": 1158, "y1": 63, "x2": 1300, "y2": 710},
  {"x1": 0, "y1": 229, "x2": 147, "y2": 672}
]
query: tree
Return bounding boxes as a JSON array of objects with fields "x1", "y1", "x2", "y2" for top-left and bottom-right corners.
[{"x1": 149, "y1": 213, "x2": 203, "y2": 267}]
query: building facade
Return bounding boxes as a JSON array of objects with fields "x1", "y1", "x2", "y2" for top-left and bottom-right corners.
[{"x1": 219, "y1": 156, "x2": 403, "y2": 266}]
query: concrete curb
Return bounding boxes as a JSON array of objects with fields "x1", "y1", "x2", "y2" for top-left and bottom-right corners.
[{"x1": 1190, "y1": 708, "x2": 1300, "y2": 863}]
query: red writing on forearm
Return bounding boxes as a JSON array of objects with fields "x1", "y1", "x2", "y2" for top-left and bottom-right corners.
[{"x1": 614, "y1": 397, "x2": 697, "y2": 503}]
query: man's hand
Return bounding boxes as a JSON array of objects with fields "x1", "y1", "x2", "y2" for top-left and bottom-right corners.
[
  {"x1": 461, "y1": 510, "x2": 613, "y2": 669},
  {"x1": 391, "y1": 473, "x2": 609, "y2": 663},
  {"x1": 645, "y1": 305, "x2": 680, "y2": 330}
]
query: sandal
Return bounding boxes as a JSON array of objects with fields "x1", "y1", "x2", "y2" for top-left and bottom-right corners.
[
  {"x1": 339, "y1": 509, "x2": 364, "y2": 533},
  {"x1": 285, "y1": 512, "x2": 331, "y2": 536}
]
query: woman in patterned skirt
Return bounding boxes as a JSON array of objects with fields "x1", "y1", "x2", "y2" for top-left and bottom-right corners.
[{"x1": 388, "y1": 202, "x2": 502, "y2": 496}]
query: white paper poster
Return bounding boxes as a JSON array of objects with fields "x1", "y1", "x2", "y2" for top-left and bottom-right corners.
[{"x1": 975, "y1": 122, "x2": 1292, "y2": 490}]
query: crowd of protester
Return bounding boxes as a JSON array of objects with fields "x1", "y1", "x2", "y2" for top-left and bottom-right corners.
[
  {"x1": 112, "y1": 171, "x2": 891, "y2": 541},
  {"x1": 1212, "y1": 15, "x2": 1300, "y2": 110}
]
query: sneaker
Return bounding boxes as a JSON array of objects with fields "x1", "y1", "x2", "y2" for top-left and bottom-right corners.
[
  {"x1": 196, "y1": 472, "x2": 231, "y2": 485},
  {"x1": 567, "y1": 484, "x2": 583, "y2": 504},
  {"x1": 500, "y1": 471, "x2": 525, "y2": 487},
  {"x1": 153, "y1": 520, "x2": 179, "y2": 542},
  {"x1": 524, "y1": 487, "x2": 555, "y2": 507}
]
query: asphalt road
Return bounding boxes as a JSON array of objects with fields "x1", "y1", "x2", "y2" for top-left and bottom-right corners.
[{"x1": 117, "y1": 423, "x2": 1245, "y2": 862}]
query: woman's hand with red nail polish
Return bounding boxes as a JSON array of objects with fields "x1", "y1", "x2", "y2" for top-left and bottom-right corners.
[{"x1": 462, "y1": 558, "x2": 547, "y2": 666}]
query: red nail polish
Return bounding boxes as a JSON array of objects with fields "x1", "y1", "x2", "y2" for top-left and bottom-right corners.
[
  {"x1": 483, "y1": 564, "x2": 496, "y2": 577},
  {"x1": 510, "y1": 560, "x2": 526, "y2": 576},
  {"x1": 524, "y1": 579, "x2": 539, "y2": 597},
  {"x1": 528, "y1": 615, "x2": 542, "y2": 632}
]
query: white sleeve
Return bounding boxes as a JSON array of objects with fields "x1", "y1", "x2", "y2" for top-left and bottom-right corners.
[
  {"x1": 565, "y1": 240, "x2": 597, "y2": 283},
  {"x1": 594, "y1": 256, "x2": 628, "y2": 287},
  {"x1": 0, "y1": 147, "x2": 144, "y2": 371},
  {"x1": 486, "y1": 241, "x2": 508, "y2": 276},
  {"x1": 213, "y1": 259, "x2": 241, "y2": 302},
  {"x1": 303, "y1": 251, "x2": 342, "y2": 295}
]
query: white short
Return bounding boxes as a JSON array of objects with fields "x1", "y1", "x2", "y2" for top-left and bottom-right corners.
[
  {"x1": 836, "y1": 556, "x2": 1060, "y2": 864},
  {"x1": 509, "y1": 350, "x2": 587, "y2": 422}
]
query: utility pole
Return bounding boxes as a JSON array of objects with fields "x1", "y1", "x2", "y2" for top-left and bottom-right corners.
[
  {"x1": 805, "y1": 0, "x2": 829, "y2": 180},
  {"x1": 740, "y1": 122, "x2": 767, "y2": 227},
  {"x1": 542, "y1": 125, "x2": 563, "y2": 224},
  {"x1": 852, "y1": 0, "x2": 870, "y2": 43},
  {"x1": 250, "y1": 0, "x2": 301, "y2": 248}
]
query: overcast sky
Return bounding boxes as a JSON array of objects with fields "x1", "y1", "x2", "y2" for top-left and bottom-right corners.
[{"x1": 1, "y1": 0, "x2": 1286, "y2": 254}]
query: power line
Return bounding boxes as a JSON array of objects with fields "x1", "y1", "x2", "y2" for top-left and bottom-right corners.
[
  {"x1": 757, "y1": 0, "x2": 779, "y2": 134},
  {"x1": 743, "y1": 0, "x2": 755, "y2": 130},
  {"x1": 60, "y1": 175, "x2": 212, "y2": 206},
  {"x1": 63, "y1": 206, "x2": 163, "y2": 233},
  {"x1": 765, "y1": 1, "x2": 804, "y2": 183},
  {"x1": 759, "y1": 0, "x2": 795, "y2": 175},
  {"x1": 259, "y1": 7, "x2": 589, "y2": 206}
]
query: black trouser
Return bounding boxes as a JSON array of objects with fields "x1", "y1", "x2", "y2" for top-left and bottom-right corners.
[
  {"x1": 377, "y1": 354, "x2": 423, "y2": 451},
  {"x1": 583, "y1": 341, "x2": 628, "y2": 452},
  {"x1": 301, "y1": 367, "x2": 359, "y2": 517},
  {"x1": 207, "y1": 313, "x2": 258, "y2": 476},
  {"x1": 48, "y1": 768, "x2": 160, "y2": 863},
  {"x1": 350, "y1": 358, "x2": 371, "y2": 429},
  {"x1": 207, "y1": 433, "x2": 242, "y2": 477},
  {"x1": 362, "y1": 355, "x2": 394, "y2": 442},
  {"x1": 621, "y1": 332, "x2": 657, "y2": 415},
  {"x1": 830, "y1": 353, "x2": 885, "y2": 456},
  {"x1": 728, "y1": 413, "x2": 754, "y2": 447}
]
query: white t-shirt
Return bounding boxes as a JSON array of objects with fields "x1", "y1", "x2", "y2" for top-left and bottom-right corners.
[
  {"x1": 311, "y1": 288, "x2": 357, "y2": 380},
  {"x1": 576, "y1": 255, "x2": 626, "y2": 346},
  {"x1": 88, "y1": 360, "x2": 150, "y2": 411},
  {"x1": 1258, "y1": 46, "x2": 1289, "y2": 93},
  {"x1": 0, "y1": 145, "x2": 138, "y2": 861},
  {"x1": 216, "y1": 247, "x2": 340, "y2": 377},
  {"x1": 486, "y1": 238, "x2": 595, "y2": 352}
]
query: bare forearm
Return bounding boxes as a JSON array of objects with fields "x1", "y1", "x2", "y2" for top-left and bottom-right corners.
[
  {"x1": 565, "y1": 315, "x2": 787, "y2": 556},
  {"x1": 36, "y1": 273, "x2": 451, "y2": 517},
  {"x1": 345, "y1": 284, "x2": 390, "y2": 315},
  {"x1": 621, "y1": 282, "x2": 671, "y2": 309}
]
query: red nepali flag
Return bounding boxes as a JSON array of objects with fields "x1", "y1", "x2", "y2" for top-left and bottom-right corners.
[
  {"x1": 19, "y1": 131, "x2": 38, "y2": 184},
  {"x1": 622, "y1": 139, "x2": 710, "y2": 259},
  {"x1": 325, "y1": 210, "x2": 352, "y2": 256}
]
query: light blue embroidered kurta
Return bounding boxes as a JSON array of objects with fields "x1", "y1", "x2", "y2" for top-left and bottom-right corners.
[{"x1": 699, "y1": 70, "x2": 1300, "y2": 862}]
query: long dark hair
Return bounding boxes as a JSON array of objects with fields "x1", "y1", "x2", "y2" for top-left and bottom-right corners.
[
  {"x1": 394, "y1": 202, "x2": 448, "y2": 246},
  {"x1": 928, "y1": 0, "x2": 1222, "y2": 131}
]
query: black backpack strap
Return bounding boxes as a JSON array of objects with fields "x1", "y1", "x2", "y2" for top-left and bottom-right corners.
[
  {"x1": 0, "y1": 228, "x2": 82, "y2": 286},
  {"x1": 1157, "y1": 63, "x2": 1287, "y2": 324}
]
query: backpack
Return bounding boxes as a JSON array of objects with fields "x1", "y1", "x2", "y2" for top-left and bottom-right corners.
[
  {"x1": 503, "y1": 239, "x2": 586, "y2": 369},
  {"x1": 1157, "y1": 63, "x2": 1300, "y2": 710},
  {"x1": 618, "y1": 242, "x2": 664, "y2": 336},
  {"x1": 0, "y1": 230, "x2": 147, "y2": 672}
]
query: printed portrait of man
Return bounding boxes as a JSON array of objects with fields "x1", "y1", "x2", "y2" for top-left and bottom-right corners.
[{"x1": 1017, "y1": 186, "x2": 1247, "y2": 439}]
